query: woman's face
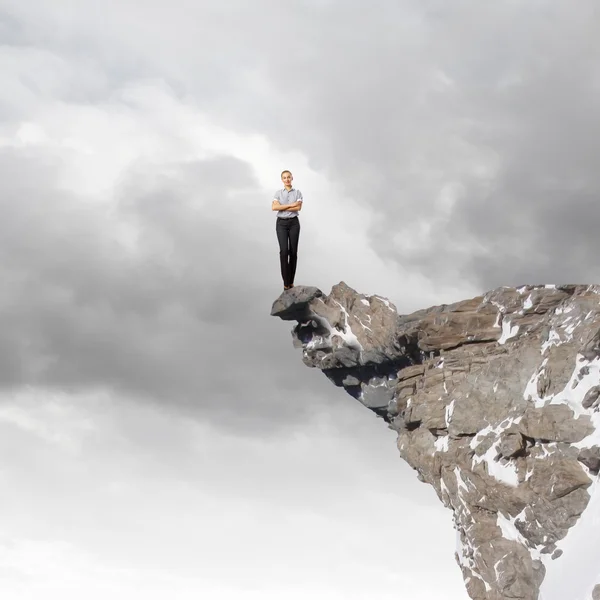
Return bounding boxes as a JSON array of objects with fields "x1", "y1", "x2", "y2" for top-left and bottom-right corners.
[{"x1": 282, "y1": 172, "x2": 293, "y2": 187}]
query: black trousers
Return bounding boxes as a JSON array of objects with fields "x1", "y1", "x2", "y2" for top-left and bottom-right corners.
[{"x1": 276, "y1": 216, "x2": 300, "y2": 287}]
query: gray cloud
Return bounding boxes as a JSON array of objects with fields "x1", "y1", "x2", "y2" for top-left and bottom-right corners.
[
  {"x1": 6, "y1": 5, "x2": 593, "y2": 597},
  {"x1": 247, "y1": 1, "x2": 600, "y2": 289},
  {"x1": 35, "y1": 0, "x2": 593, "y2": 291},
  {"x1": 2, "y1": 0, "x2": 599, "y2": 426},
  {"x1": 0, "y1": 149, "x2": 335, "y2": 430}
]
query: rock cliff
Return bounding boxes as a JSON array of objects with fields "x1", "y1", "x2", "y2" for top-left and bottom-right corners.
[{"x1": 271, "y1": 282, "x2": 600, "y2": 600}]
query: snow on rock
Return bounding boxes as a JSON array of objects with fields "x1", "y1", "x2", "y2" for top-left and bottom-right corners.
[
  {"x1": 272, "y1": 282, "x2": 600, "y2": 600},
  {"x1": 498, "y1": 317, "x2": 519, "y2": 344}
]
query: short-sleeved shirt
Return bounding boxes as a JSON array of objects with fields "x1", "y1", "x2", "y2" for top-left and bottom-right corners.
[{"x1": 274, "y1": 187, "x2": 303, "y2": 219}]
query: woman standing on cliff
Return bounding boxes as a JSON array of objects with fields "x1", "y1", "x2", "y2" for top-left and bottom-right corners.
[{"x1": 272, "y1": 170, "x2": 303, "y2": 291}]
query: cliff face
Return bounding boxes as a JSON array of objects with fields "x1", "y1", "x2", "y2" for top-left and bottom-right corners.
[{"x1": 271, "y1": 282, "x2": 600, "y2": 600}]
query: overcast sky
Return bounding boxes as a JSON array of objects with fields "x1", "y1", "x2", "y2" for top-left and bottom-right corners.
[{"x1": 1, "y1": 1, "x2": 599, "y2": 599}]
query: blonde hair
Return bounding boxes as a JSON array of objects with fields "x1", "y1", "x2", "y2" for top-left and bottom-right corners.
[{"x1": 281, "y1": 170, "x2": 292, "y2": 178}]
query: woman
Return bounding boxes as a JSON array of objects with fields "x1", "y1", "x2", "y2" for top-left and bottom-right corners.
[{"x1": 271, "y1": 170, "x2": 303, "y2": 291}]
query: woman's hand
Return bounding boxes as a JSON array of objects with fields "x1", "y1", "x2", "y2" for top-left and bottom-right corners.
[{"x1": 272, "y1": 200, "x2": 302, "y2": 211}]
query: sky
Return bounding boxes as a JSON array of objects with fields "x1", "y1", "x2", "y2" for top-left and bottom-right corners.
[{"x1": 0, "y1": 1, "x2": 599, "y2": 598}]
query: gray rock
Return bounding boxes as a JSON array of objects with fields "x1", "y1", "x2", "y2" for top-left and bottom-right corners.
[
  {"x1": 342, "y1": 374, "x2": 360, "y2": 387},
  {"x1": 519, "y1": 405, "x2": 594, "y2": 443},
  {"x1": 358, "y1": 377, "x2": 395, "y2": 410},
  {"x1": 498, "y1": 429, "x2": 525, "y2": 459},
  {"x1": 270, "y1": 285, "x2": 323, "y2": 320},
  {"x1": 578, "y1": 447, "x2": 600, "y2": 475},
  {"x1": 272, "y1": 282, "x2": 600, "y2": 600},
  {"x1": 583, "y1": 386, "x2": 600, "y2": 410},
  {"x1": 582, "y1": 326, "x2": 600, "y2": 361},
  {"x1": 529, "y1": 456, "x2": 591, "y2": 500}
]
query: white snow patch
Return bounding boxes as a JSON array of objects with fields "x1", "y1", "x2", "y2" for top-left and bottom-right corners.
[
  {"x1": 304, "y1": 323, "x2": 332, "y2": 352},
  {"x1": 533, "y1": 444, "x2": 553, "y2": 459},
  {"x1": 356, "y1": 317, "x2": 373, "y2": 333},
  {"x1": 555, "y1": 304, "x2": 574, "y2": 315},
  {"x1": 493, "y1": 558, "x2": 502, "y2": 581},
  {"x1": 454, "y1": 467, "x2": 469, "y2": 493},
  {"x1": 445, "y1": 400, "x2": 456, "y2": 424},
  {"x1": 330, "y1": 300, "x2": 364, "y2": 351},
  {"x1": 523, "y1": 358, "x2": 549, "y2": 403},
  {"x1": 564, "y1": 321, "x2": 578, "y2": 336},
  {"x1": 517, "y1": 351, "x2": 600, "y2": 600},
  {"x1": 470, "y1": 425, "x2": 493, "y2": 450},
  {"x1": 493, "y1": 311, "x2": 502, "y2": 328},
  {"x1": 470, "y1": 419, "x2": 522, "y2": 488},
  {"x1": 360, "y1": 298, "x2": 369, "y2": 306},
  {"x1": 541, "y1": 329, "x2": 562, "y2": 353},
  {"x1": 440, "y1": 476, "x2": 451, "y2": 500},
  {"x1": 571, "y1": 359, "x2": 600, "y2": 448},
  {"x1": 455, "y1": 527, "x2": 469, "y2": 568},
  {"x1": 498, "y1": 318, "x2": 519, "y2": 344},
  {"x1": 474, "y1": 443, "x2": 519, "y2": 487},
  {"x1": 373, "y1": 296, "x2": 395, "y2": 312},
  {"x1": 540, "y1": 312, "x2": 581, "y2": 354},
  {"x1": 303, "y1": 303, "x2": 364, "y2": 355},
  {"x1": 497, "y1": 511, "x2": 528, "y2": 547},
  {"x1": 490, "y1": 299, "x2": 507, "y2": 314},
  {"x1": 434, "y1": 435, "x2": 449, "y2": 452},
  {"x1": 542, "y1": 355, "x2": 600, "y2": 417},
  {"x1": 523, "y1": 295, "x2": 533, "y2": 310}
]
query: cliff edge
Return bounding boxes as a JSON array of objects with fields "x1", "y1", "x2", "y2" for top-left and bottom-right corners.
[{"x1": 271, "y1": 282, "x2": 600, "y2": 600}]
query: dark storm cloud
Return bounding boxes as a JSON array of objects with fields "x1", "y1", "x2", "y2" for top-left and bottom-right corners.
[{"x1": 0, "y1": 149, "x2": 331, "y2": 430}]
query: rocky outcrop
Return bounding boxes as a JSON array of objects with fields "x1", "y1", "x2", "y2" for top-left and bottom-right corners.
[{"x1": 271, "y1": 282, "x2": 600, "y2": 600}]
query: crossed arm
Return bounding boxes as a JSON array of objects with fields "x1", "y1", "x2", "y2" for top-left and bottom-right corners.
[{"x1": 272, "y1": 199, "x2": 303, "y2": 212}]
